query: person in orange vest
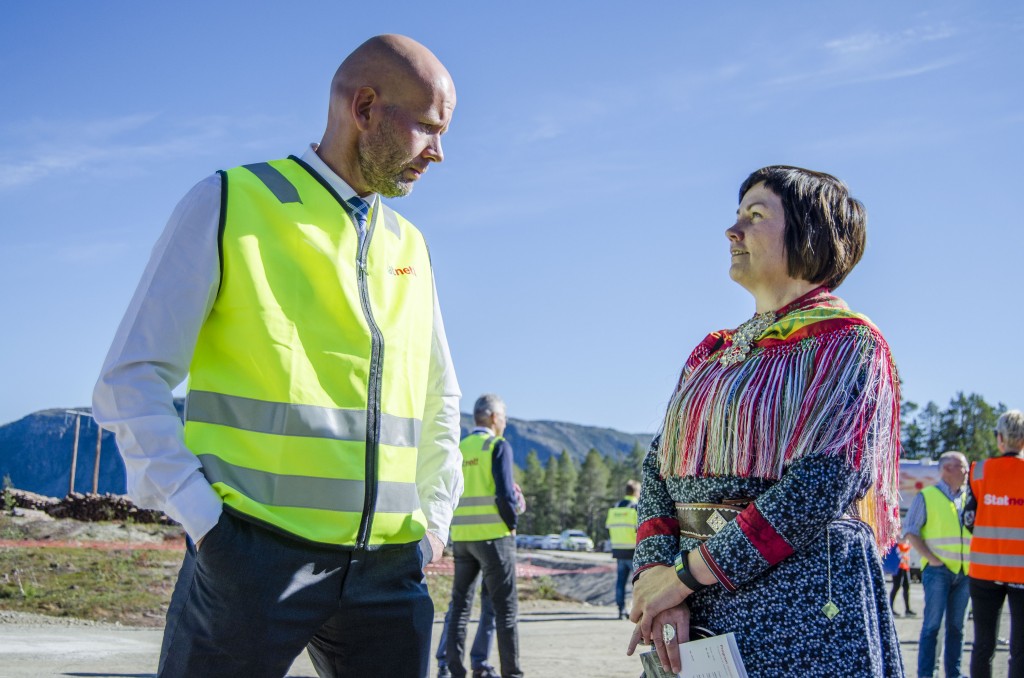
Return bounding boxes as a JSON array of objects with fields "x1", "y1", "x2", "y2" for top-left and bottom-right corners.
[
  {"x1": 905, "y1": 451, "x2": 971, "y2": 678},
  {"x1": 965, "y1": 410, "x2": 1024, "y2": 678},
  {"x1": 889, "y1": 535, "x2": 917, "y2": 617}
]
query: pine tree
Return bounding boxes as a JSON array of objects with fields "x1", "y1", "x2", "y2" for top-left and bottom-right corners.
[
  {"x1": 575, "y1": 448, "x2": 611, "y2": 540},
  {"x1": 554, "y1": 451, "x2": 578, "y2": 530},
  {"x1": 519, "y1": 450, "x2": 547, "y2": 535}
]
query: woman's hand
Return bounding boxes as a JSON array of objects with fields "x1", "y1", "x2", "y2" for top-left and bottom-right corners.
[
  {"x1": 629, "y1": 564, "x2": 689, "y2": 627},
  {"x1": 626, "y1": 603, "x2": 691, "y2": 674}
]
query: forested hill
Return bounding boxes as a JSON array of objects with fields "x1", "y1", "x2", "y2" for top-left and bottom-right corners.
[{"x1": 0, "y1": 402, "x2": 651, "y2": 498}]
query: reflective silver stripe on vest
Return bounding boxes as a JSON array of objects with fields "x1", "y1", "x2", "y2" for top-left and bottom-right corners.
[
  {"x1": 243, "y1": 163, "x2": 302, "y2": 204},
  {"x1": 458, "y1": 496, "x2": 496, "y2": 507},
  {"x1": 974, "y1": 526, "x2": 1024, "y2": 541},
  {"x1": 197, "y1": 454, "x2": 419, "y2": 513},
  {"x1": 186, "y1": 390, "x2": 421, "y2": 448},
  {"x1": 380, "y1": 205, "x2": 402, "y2": 238},
  {"x1": 451, "y1": 514, "x2": 506, "y2": 526},
  {"x1": 607, "y1": 522, "x2": 635, "y2": 528},
  {"x1": 969, "y1": 552, "x2": 1024, "y2": 569},
  {"x1": 973, "y1": 459, "x2": 986, "y2": 482}
]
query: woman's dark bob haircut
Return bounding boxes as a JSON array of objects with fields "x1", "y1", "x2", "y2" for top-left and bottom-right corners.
[{"x1": 739, "y1": 166, "x2": 866, "y2": 290}]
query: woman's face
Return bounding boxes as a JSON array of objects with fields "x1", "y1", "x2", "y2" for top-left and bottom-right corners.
[{"x1": 726, "y1": 183, "x2": 792, "y2": 294}]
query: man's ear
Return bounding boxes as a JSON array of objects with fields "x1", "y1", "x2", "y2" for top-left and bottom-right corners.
[{"x1": 351, "y1": 86, "x2": 377, "y2": 132}]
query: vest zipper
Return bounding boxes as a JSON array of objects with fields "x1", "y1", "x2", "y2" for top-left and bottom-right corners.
[{"x1": 355, "y1": 209, "x2": 384, "y2": 549}]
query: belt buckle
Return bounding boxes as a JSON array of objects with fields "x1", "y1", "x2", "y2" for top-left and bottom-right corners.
[{"x1": 706, "y1": 509, "x2": 728, "y2": 534}]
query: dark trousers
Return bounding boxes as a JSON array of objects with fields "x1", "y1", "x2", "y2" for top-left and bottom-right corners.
[
  {"x1": 615, "y1": 557, "x2": 634, "y2": 613},
  {"x1": 446, "y1": 536, "x2": 522, "y2": 678},
  {"x1": 970, "y1": 577, "x2": 1024, "y2": 678},
  {"x1": 436, "y1": 577, "x2": 495, "y2": 669},
  {"x1": 159, "y1": 510, "x2": 433, "y2": 678},
  {"x1": 890, "y1": 568, "x2": 912, "y2": 613}
]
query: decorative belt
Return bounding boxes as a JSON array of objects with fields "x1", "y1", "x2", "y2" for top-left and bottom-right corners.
[{"x1": 676, "y1": 499, "x2": 753, "y2": 540}]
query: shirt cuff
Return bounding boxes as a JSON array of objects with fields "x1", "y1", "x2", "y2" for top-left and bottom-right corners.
[{"x1": 165, "y1": 472, "x2": 223, "y2": 542}]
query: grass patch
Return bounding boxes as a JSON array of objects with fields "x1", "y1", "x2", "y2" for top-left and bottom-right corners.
[
  {"x1": 0, "y1": 547, "x2": 180, "y2": 626},
  {"x1": 0, "y1": 547, "x2": 573, "y2": 627},
  {"x1": 426, "y1": 572, "x2": 572, "y2": 613}
]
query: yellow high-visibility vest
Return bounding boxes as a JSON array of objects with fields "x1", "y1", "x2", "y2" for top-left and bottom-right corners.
[
  {"x1": 920, "y1": 485, "x2": 971, "y2": 574},
  {"x1": 451, "y1": 431, "x2": 512, "y2": 542},
  {"x1": 184, "y1": 157, "x2": 434, "y2": 548},
  {"x1": 605, "y1": 499, "x2": 638, "y2": 551}
]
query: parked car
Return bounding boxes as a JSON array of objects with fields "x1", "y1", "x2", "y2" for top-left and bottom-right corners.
[
  {"x1": 559, "y1": 529, "x2": 594, "y2": 551},
  {"x1": 537, "y1": 534, "x2": 562, "y2": 550},
  {"x1": 515, "y1": 534, "x2": 539, "y2": 549}
]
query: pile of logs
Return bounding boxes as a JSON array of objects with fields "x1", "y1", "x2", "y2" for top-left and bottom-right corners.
[{"x1": 3, "y1": 489, "x2": 174, "y2": 525}]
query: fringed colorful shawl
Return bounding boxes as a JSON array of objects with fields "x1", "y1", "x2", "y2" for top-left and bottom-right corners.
[{"x1": 658, "y1": 287, "x2": 901, "y2": 549}]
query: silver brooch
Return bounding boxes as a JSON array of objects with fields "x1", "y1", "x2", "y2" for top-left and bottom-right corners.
[{"x1": 718, "y1": 311, "x2": 777, "y2": 366}]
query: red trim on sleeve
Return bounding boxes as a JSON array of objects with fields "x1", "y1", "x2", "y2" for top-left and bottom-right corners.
[
  {"x1": 736, "y1": 504, "x2": 793, "y2": 565},
  {"x1": 637, "y1": 516, "x2": 679, "y2": 542},
  {"x1": 698, "y1": 543, "x2": 736, "y2": 592}
]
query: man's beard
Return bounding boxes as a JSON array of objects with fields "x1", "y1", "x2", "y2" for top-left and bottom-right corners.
[{"x1": 358, "y1": 110, "x2": 414, "y2": 198}]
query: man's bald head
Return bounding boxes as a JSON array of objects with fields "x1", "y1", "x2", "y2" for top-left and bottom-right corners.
[
  {"x1": 318, "y1": 34, "x2": 456, "y2": 197},
  {"x1": 331, "y1": 34, "x2": 454, "y2": 108}
]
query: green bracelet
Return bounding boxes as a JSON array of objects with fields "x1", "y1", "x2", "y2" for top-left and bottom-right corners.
[{"x1": 674, "y1": 551, "x2": 708, "y2": 593}]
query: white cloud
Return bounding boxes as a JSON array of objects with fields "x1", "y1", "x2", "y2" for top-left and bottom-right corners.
[
  {"x1": 825, "y1": 24, "x2": 957, "y2": 55},
  {"x1": 0, "y1": 113, "x2": 286, "y2": 190}
]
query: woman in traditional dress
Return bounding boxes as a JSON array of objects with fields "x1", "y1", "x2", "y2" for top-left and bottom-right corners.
[{"x1": 626, "y1": 166, "x2": 904, "y2": 676}]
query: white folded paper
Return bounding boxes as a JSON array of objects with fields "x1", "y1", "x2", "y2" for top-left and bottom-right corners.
[{"x1": 639, "y1": 632, "x2": 747, "y2": 678}]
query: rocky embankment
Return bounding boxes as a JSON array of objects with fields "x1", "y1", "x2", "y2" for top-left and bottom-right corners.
[{"x1": 3, "y1": 489, "x2": 172, "y2": 524}]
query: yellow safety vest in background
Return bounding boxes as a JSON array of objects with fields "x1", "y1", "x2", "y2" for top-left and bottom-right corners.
[
  {"x1": 184, "y1": 157, "x2": 434, "y2": 548},
  {"x1": 451, "y1": 431, "x2": 512, "y2": 542},
  {"x1": 920, "y1": 485, "x2": 971, "y2": 574},
  {"x1": 605, "y1": 499, "x2": 638, "y2": 551}
]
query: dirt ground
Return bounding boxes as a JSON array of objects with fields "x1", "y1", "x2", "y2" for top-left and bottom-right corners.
[{"x1": 1, "y1": 511, "x2": 1016, "y2": 676}]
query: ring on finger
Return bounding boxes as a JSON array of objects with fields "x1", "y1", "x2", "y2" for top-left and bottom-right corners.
[{"x1": 662, "y1": 623, "x2": 676, "y2": 644}]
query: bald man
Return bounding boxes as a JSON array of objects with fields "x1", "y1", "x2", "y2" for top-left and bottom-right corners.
[{"x1": 94, "y1": 35, "x2": 462, "y2": 677}]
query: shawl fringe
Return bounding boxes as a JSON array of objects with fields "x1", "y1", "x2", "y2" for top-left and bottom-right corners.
[{"x1": 658, "y1": 321, "x2": 901, "y2": 549}]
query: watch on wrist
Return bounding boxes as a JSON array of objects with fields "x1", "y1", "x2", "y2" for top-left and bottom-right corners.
[{"x1": 674, "y1": 551, "x2": 708, "y2": 593}]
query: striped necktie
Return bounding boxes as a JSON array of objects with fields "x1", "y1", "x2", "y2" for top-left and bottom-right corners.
[{"x1": 346, "y1": 196, "x2": 370, "y2": 239}]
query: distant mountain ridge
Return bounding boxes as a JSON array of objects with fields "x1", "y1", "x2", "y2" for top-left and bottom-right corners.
[{"x1": 0, "y1": 402, "x2": 651, "y2": 498}]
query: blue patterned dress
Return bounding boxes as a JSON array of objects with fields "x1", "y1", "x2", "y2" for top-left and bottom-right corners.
[{"x1": 635, "y1": 289, "x2": 904, "y2": 677}]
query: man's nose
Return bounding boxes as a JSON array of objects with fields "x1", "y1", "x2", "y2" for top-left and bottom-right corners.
[{"x1": 424, "y1": 135, "x2": 443, "y2": 163}]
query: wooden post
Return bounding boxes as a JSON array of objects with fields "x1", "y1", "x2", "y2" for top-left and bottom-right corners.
[
  {"x1": 92, "y1": 419, "x2": 102, "y2": 495},
  {"x1": 69, "y1": 414, "x2": 81, "y2": 496}
]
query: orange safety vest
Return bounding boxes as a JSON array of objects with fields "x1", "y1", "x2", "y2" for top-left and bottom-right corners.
[
  {"x1": 898, "y1": 542, "x2": 911, "y2": 571},
  {"x1": 969, "y1": 456, "x2": 1024, "y2": 583}
]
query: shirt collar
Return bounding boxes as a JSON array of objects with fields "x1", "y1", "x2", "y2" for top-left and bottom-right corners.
[
  {"x1": 471, "y1": 426, "x2": 496, "y2": 436},
  {"x1": 936, "y1": 478, "x2": 965, "y2": 500},
  {"x1": 300, "y1": 143, "x2": 379, "y2": 207}
]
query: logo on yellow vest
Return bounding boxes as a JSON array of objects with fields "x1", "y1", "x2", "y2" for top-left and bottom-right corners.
[{"x1": 388, "y1": 265, "x2": 417, "y2": 277}]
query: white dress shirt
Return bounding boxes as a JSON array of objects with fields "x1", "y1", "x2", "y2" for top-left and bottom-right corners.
[{"x1": 93, "y1": 145, "x2": 463, "y2": 544}]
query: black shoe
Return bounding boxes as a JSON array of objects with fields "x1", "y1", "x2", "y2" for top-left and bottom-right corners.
[
  {"x1": 437, "y1": 665, "x2": 451, "y2": 678},
  {"x1": 472, "y1": 666, "x2": 500, "y2": 678},
  {"x1": 892, "y1": 611, "x2": 902, "y2": 618},
  {"x1": 905, "y1": 610, "x2": 917, "y2": 617}
]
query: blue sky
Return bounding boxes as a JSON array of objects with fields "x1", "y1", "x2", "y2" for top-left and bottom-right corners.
[{"x1": 1, "y1": 1, "x2": 1021, "y2": 434}]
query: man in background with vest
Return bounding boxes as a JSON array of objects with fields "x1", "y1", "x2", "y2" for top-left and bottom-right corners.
[
  {"x1": 905, "y1": 451, "x2": 972, "y2": 678},
  {"x1": 965, "y1": 410, "x2": 1024, "y2": 678},
  {"x1": 446, "y1": 394, "x2": 523, "y2": 678},
  {"x1": 605, "y1": 479, "x2": 640, "y2": 620},
  {"x1": 93, "y1": 35, "x2": 462, "y2": 678}
]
